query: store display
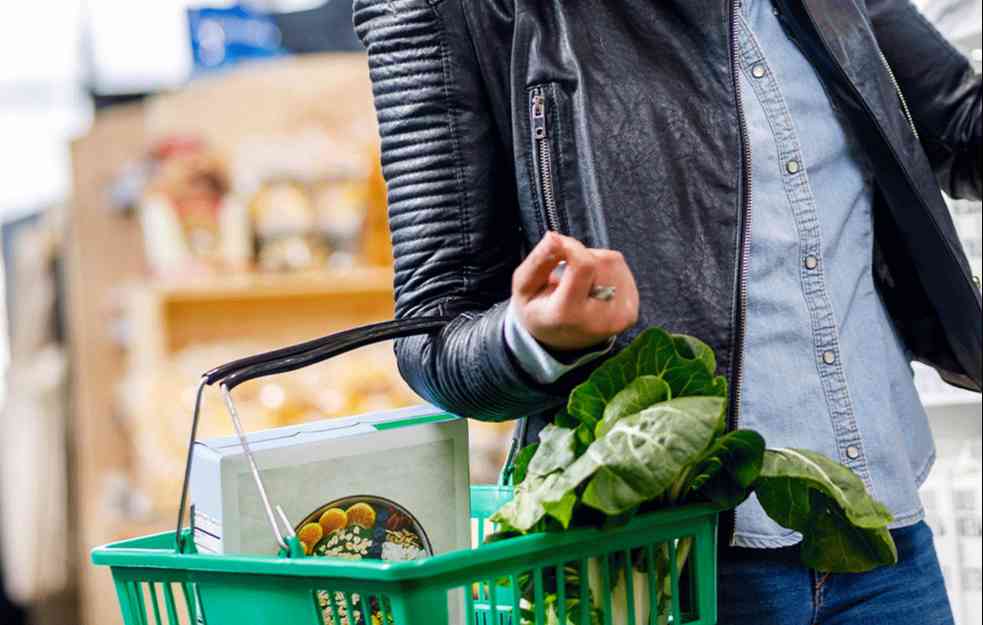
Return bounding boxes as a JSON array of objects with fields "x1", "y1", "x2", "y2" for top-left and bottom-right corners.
[
  {"x1": 189, "y1": 405, "x2": 471, "y2": 557},
  {"x1": 0, "y1": 213, "x2": 70, "y2": 604},
  {"x1": 924, "y1": 461, "x2": 964, "y2": 622},
  {"x1": 235, "y1": 128, "x2": 374, "y2": 272},
  {"x1": 136, "y1": 128, "x2": 375, "y2": 276},
  {"x1": 121, "y1": 339, "x2": 421, "y2": 516},
  {"x1": 62, "y1": 44, "x2": 414, "y2": 625},
  {"x1": 249, "y1": 175, "x2": 369, "y2": 272},
  {"x1": 952, "y1": 452, "x2": 983, "y2": 624},
  {"x1": 922, "y1": 448, "x2": 983, "y2": 625}
]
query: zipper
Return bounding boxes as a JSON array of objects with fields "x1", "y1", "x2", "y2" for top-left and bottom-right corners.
[
  {"x1": 876, "y1": 47, "x2": 920, "y2": 142},
  {"x1": 728, "y1": 0, "x2": 753, "y2": 433},
  {"x1": 531, "y1": 86, "x2": 562, "y2": 232},
  {"x1": 517, "y1": 87, "x2": 563, "y2": 478}
]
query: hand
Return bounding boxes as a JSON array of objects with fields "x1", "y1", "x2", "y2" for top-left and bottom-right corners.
[{"x1": 512, "y1": 232, "x2": 640, "y2": 352}]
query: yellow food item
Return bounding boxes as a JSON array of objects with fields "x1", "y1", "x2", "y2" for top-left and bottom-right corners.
[
  {"x1": 301, "y1": 540, "x2": 311, "y2": 556},
  {"x1": 298, "y1": 523, "x2": 324, "y2": 548},
  {"x1": 346, "y1": 503, "x2": 377, "y2": 528},
  {"x1": 319, "y1": 508, "x2": 348, "y2": 534}
]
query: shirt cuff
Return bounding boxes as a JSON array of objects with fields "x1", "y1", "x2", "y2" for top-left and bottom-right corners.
[{"x1": 503, "y1": 300, "x2": 616, "y2": 385}]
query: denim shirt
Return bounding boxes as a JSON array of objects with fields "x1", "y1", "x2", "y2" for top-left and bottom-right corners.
[{"x1": 505, "y1": 0, "x2": 934, "y2": 548}]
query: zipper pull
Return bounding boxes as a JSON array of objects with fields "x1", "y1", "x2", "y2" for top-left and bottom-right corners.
[{"x1": 531, "y1": 89, "x2": 548, "y2": 140}]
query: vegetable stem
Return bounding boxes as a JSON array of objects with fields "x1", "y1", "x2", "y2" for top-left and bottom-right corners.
[{"x1": 655, "y1": 537, "x2": 693, "y2": 625}]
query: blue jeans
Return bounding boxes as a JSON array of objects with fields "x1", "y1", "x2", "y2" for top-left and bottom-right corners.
[{"x1": 718, "y1": 521, "x2": 954, "y2": 625}]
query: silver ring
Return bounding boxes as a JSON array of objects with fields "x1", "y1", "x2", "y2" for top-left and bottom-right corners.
[
  {"x1": 590, "y1": 285, "x2": 617, "y2": 301},
  {"x1": 551, "y1": 261, "x2": 616, "y2": 301}
]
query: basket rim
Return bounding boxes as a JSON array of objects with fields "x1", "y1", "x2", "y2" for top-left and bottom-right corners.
[{"x1": 92, "y1": 504, "x2": 719, "y2": 584}]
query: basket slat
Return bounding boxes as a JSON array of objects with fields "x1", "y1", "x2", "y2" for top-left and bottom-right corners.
[{"x1": 94, "y1": 487, "x2": 719, "y2": 625}]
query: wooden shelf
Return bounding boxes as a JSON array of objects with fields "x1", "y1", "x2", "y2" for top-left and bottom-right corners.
[
  {"x1": 127, "y1": 267, "x2": 397, "y2": 364},
  {"x1": 149, "y1": 266, "x2": 394, "y2": 302},
  {"x1": 66, "y1": 53, "x2": 400, "y2": 625},
  {"x1": 67, "y1": 103, "x2": 151, "y2": 625}
]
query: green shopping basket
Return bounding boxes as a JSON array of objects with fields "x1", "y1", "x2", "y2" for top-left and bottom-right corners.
[{"x1": 92, "y1": 318, "x2": 719, "y2": 625}]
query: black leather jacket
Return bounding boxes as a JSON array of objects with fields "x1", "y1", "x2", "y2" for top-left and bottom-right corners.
[{"x1": 353, "y1": 0, "x2": 983, "y2": 436}]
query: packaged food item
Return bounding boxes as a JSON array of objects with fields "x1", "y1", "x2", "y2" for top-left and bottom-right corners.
[
  {"x1": 250, "y1": 178, "x2": 326, "y2": 272},
  {"x1": 248, "y1": 175, "x2": 371, "y2": 272},
  {"x1": 189, "y1": 404, "x2": 470, "y2": 559},
  {"x1": 139, "y1": 138, "x2": 233, "y2": 276}
]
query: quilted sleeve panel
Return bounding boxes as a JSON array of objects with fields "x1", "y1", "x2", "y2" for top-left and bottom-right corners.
[{"x1": 354, "y1": 0, "x2": 570, "y2": 421}]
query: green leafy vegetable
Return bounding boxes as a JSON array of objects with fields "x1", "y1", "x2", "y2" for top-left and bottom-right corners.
[
  {"x1": 595, "y1": 375, "x2": 671, "y2": 438},
  {"x1": 492, "y1": 471, "x2": 567, "y2": 532},
  {"x1": 512, "y1": 443, "x2": 539, "y2": 485},
  {"x1": 527, "y1": 425, "x2": 578, "y2": 478},
  {"x1": 511, "y1": 562, "x2": 604, "y2": 625},
  {"x1": 492, "y1": 397, "x2": 725, "y2": 529},
  {"x1": 566, "y1": 328, "x2": 727, "y2": 429},
  {"x1": 489, "y1": 326, "x2": 898, "y2": 622},
  {"x1": 580, "y1": 397, "x2": 727, "y2": 514},
  {"x1": 755, "y1": 448, "x2": 898, "y2": 573},
  {"x1": 678, "y1": 429, "x2": 765, "y2": 508},
  {"x1": 672, "y1": 335, "x2": 717, "y2": 376}
]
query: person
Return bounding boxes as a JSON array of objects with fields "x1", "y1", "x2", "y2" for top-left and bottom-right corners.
[{"x1": 354, "y1": 1, "x2": 982, "y2": 623}]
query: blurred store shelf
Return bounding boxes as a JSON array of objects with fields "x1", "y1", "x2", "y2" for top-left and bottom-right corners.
[{"x1": 148, "y1": 266, "x2": 394, "y2": 302}]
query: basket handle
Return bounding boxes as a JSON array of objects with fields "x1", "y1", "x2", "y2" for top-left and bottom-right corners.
[{"x1": 174, "y1": 317, "x2": 453, "y2": 554}]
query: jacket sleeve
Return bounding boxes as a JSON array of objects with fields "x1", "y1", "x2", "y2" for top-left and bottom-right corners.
[
  {"x1": 353, "y1": 0, "x2": 571, "y2": 422},
  {"x1": 867, "y1": 0, "x2": 982, "y2": 201}
]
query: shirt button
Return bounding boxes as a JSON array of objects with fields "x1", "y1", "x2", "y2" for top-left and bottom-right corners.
[
  {"x1": 786, "y1": 159, "x2": 801, "y2": 174},
  {"x1": 846, "y1": 446, "x2": 861, "y2": 460},
  {"x1": 974, "y1": 275, "x2": 981, "y2": 289},
  {"x1": 752, "y1": 64, "x2": 767, "y2": 79},
  {"x1": 804, "y1": 255, "x2": 819, "y2": 270},
  {"x1": 822, "y1": 350, "x2": 837, "y2": 365}
]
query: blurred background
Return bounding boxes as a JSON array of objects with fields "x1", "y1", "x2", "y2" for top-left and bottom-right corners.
[{"x1": 0, "y1": 2, "x2": 979, "y2": 625}]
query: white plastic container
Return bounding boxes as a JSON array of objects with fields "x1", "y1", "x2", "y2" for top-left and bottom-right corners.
[{"x1": 189, "y1": 404, "x2": 470, "y2": 557}]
